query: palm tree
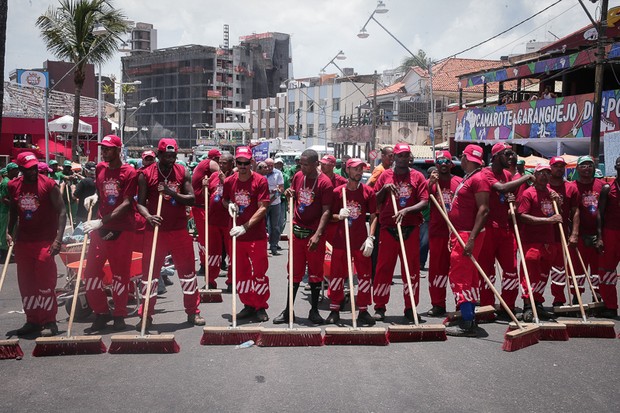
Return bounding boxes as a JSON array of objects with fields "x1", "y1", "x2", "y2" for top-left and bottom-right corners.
[
  {"x1": 36, "y1": 0, "x2": 129, "y2": 161},
  {"x1": 400, "y1": 49, "x2": 429, "y2": 72}
]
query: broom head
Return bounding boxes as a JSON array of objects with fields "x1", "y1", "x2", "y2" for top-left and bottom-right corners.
[
  {"x1": 0, "y1": 339, "x2": 24, "y2": 359},
  {"x1": 443, "y1": 305, "x2": 495, "y2": 324},
  {"x1": 388, "y1": 324, "x2": 447, "y2": 342},
  {"x1": 199, "y1": 289, "x2": 223, "y2": 303},
  {"x1": 257, "y1": 327, "x2": 323, "y2": 347},
  {"x1": 509, "y1": 321, "x2": 569, "y2": 341},
  {"x1": 560, "y1": 319, "x2": 616, "y2": 338},
  {"x1": 324, "y1": 326, "x2": 388, "y2": 346},
  {"x1": 502, "y1": 324, "x2": 540, "y2": 352},
  {"x1": 200, "y1": 326, "x2": 263, "y2": 345},
  {"x1": 553, "y1": 304, "x2": 581, "y2": 314},
  {"x1": 33, "y1": 335, "x2": 107, "y2": 357},
  {"x1": 108, "y1": 334, "x2": 180, "y2": 354}
]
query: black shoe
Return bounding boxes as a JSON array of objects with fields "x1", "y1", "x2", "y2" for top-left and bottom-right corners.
[
  {"x1": 15, "y1": 322, "x2": 40, "y2": 336},
  {"x1": 445, "y1": 320, "x2": 478, "y2": 337},
  {"x1": 113, "y1": 316, "x2": 127, "y2": 331},
  {"x1": 373, "y1": 308, "x2": 386, "y2": 321},
  {"x1": 162, "y1": 275, "x2": 174, "y2": 286},
  {"x1": 208, "y1": 281, "x2": 218, "y2": 290},
  {"x1": 308, "y1": 309, "x2": 325, "y2": 325},
  {"x1": 236, "y1": 305, "x2": 256, "y2": 320},
  {"x1": 325, "y1": 310, "x2": 340, "y2": 325},
  {"x1": 536, "y1": 304, "x2": 556, "y2": 320},
  {"x1": 426, "y1": 305, "x2": 446, "y2": 317},
  {"x1": 40, "y1": 322, "x2": 59, "y2": 337},
  {"x1": 276, "y1": 246, "x2": 283, "y2": 251},
  {"x1": 552, "y1": 301, "x2": 565, "y2": 307},
  {"x1": 135, "y1": 317, "x2": 153, "y2": 332},
  {"x1": 495, "y1": 309, "x2": 514, "y2": 322},
  {"x1": 404, "y1": 308, "x2": 422, "y2": 323},
  {"x1": 255, "y1": 308, "x2": 269, "y2": 322},
  {"x1": 357, "y1": 310, "x2": 376, "y2": 326},
  {"x1": 271, "y1": 250, "x2": 281, "y2": 256},
  {"x1": 226, "y1": 284, "x2": 232, "y2": 293},
  {"x1": 273, "y1": 310, "x2": 295, "y2": 324},
  {"x1": 599, "y1": 308, "x2": 618, "y2": 319},
  {"x1": 188, "y1": 313, "x2": 206, "y2": 326},
  {"x1": 90, "y1": 313, "x2": 112, "y2": 332},
  {"x1": 522, "y1": 308, "x2": 534, "y2": 323}
]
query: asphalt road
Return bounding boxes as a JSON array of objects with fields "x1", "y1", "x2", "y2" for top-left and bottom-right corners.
[{"x1": 0, "y1": 236, "x2": 618, "y2": 413}]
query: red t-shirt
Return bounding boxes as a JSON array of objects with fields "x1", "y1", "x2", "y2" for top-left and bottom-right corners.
[
  {"x1": 327, "y1": 173, "x2": 348, "y2": 188},
  {"x1": 291, "y1": 171, "x2": 334, "y2": 231},
  {"x1": 428, "y1": 175, "x2": 463, "y2": 239},
  {"x1": 140, "y1": 163, "x2": 188, "y2": 232},
  {"x1": 517, "y1": 186, "x2": 556, "y2": 244},
  {"x1": 449, "y1": 170, "x2": 491, "y2": 232},
  {"x1": 223, "y1": 171, "x2": 270, "y2": 241},
  {"x1": 374, "y1": 168, "x2": 428, "y2": 228},
  {"x1": 604, "y1": 178, "x2": 620, "y2": 230},
  {"x1": 8, "y1": 175, "x2": 59, "y2": 242},
  {"x1": 207, "y1": 173, "x2": 230, "y2": 228},
  {"x1": 482, "y1": 167, "x2": 513, "y2": 229},
  {"x1": 96, "y1": 162, "x2": 137, "y2": 232},
  {"x1": 331, "y1": 183, "x2": 376, "y2": 250},
  {"x1": 571, "y1": 179, "x2": 605, "y2": 236},
  {"x1": 192, "y1": 159, "x2": 216, "y2": 206}
]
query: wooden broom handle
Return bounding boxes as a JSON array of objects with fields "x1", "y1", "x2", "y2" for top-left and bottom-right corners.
[
  {"x1": 204, "y1": 188, "x2": 210, "y2": 292},
  {"x1": 65, "y1": 183, "x2": 74, "y2": 229},
  {"x1": 342, "y1": 187, "x2": 358, "y2": 328},
  {"x1": 141, "y1": 192, "x2": 163, "y2": 336},
  {"x1": 428, "y1": 194, "x2": 523, "y2": 329},
  {"x1": 390, "y1": 193, "x2": 420, "y2": 326},
  {"x1": 288, "y1": 196, "x2": 294, "y2": 329},
  {"x1": 67, "y1": 204, "x2": 93, "y2": 337},
  {"x1": 0, "y1": 242, "x2": 14, "y2": 293},
  {"x1": 231, "y1": 210, "x2": 237, "y2": 328}
]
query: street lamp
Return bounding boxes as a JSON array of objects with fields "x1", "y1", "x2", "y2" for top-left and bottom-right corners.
[
  {"x1": 358, "y1": 0, "x2": 437, "y2": 156},
  {"x1": 319, "y1": 50, "x2": 347, "y2": 75}
]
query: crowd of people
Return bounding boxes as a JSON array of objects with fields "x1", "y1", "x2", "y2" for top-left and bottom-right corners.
[{"x1": 2, "y1": 136, "x2": 619, "y2": 338}]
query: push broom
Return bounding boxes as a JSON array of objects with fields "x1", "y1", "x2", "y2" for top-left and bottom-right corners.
[
  {"x1": 109, "y1": 193, "x2": 180, "y2": 353},
  {"x1": 258, "y1": 197, "x2": 323, "y2": 346},
  {"x1": 198, "y1": 187, "x2": 222, "y2": 303},
  {"x1": 433, "y1": 186, "x2": 495, "y2": 324},
  {"x1": 33, "y1": 205, "x2": 107, "y2": 356},
  {"x1": 0, "y1": 242, "x2": 24, "y2": 360},
  {"x1": 507, "y1": 202, "x2": 568, "y2": 341},
  {"x1": 201, "y1": 207, "x2": 262, "y2": 345},
  {"x1": 551, "y1": 201, "x2": 616, "y2": 338},
  {"x1": 574, "y1": 248, "x2": 605, "y2": 313},
  {"x1": 386, "y1": 193, "x2": 446, "y2": 342},
  {"x1": 429, "y1": 194, "x2": 540, "y2": 351},
  {"x1": 324, "y1": 188, "x2": 388, "y2": 345}
]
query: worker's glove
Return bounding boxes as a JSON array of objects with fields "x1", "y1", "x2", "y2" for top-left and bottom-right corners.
[
  {"x1": 228, "y1": 203, "x2": 239, "y2": 218},
  {"x1": 360, "y1": 236, "x2": 374, "y2": 257},
  {"x1": 338, "y1": 207, "x2": 350, "y2": 220},
  {"x1": 83, "y1": 219, "x2": 103, "y2": 234},
  {"x1": 229, "y1": 225, "x2": 246, "y2": 238},
  {"x1": 84, "y1": 194, "x2": 98, "y2": 209}
]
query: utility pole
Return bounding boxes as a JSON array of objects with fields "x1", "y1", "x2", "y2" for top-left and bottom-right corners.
[
  {"x1": 590, "y1": 0, "x2": 609, "y2": 164},
  {"x1": 296, "y1": 108, "x2": 301, "y2": 137}
]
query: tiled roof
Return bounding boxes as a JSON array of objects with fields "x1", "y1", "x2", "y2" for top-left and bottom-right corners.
[
  {"x1": 375, "y1": 81, "x2": 406, "y2": 96},
  {"x1": 431, "y1": 58, "x2": 506, "y2": 93}
]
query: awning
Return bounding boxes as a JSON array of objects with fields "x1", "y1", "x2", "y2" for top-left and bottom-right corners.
[{"x1": 48, "y1": 115, "x2": 93, "y2": 134}]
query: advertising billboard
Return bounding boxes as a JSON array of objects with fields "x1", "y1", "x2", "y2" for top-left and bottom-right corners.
[{"x1": 16, "y1": 70, "x2": 49, "y2": 88}]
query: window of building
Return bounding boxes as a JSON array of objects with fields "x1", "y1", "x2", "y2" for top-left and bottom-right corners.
[
  {"x1": 332, "y1": 98, "x2": 340, "y2": 112},
  {"x1": 307, "y1": 100, "x2": 314, "y2": 113},
  {"x1": 307, "y1": 124, "x2": 314, "y2": 137},
  {"x1": 288, "y1": 102, "x2": 295, "y2": 113}
]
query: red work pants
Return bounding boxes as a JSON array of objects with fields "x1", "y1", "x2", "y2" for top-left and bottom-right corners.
[
  {"x1": 449, "y1": 231, "x2": 486, "y2": 308},
  {"x1": 287, "y1": 234, "x2": 326, "y2": 284},
  {"x1": 520, "y1": 243, "x2": 559, "y2": 304},
  {"x1": 84, "y1": 230, "x2": 133, "y2": 317},
  {"x1": 328, "y1": 248, "x2": 372, "y2": 311},
  {"x1": 428, "y1": 236, "x2": 450, "y2": 308},
  {"x1": 478, "y1": 226, "x2": 518, "y2": 309},
  {"x1": 234, "y1": 239, "x2": 270, "y2": 310},
  {"x1": 600, "y1": 228, "x2": 620, "y2": 310}
]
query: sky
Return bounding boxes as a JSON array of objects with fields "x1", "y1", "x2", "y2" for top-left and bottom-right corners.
[{"x1": 4, "y1": 0, "x2": 613, "y2": 84}]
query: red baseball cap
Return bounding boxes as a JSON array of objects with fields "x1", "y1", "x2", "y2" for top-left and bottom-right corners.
[
  {"x1": 16, "y1": 152, "x2": 39, "y2": 169},
  {"x1": 38, "y1": 161, "x2": 52, "y2": 173},
  {"x1": 491, "y1": 142, "x2": 511, "y2": 157},
  {"x1": 393, "y1": 143, "x2": 411, "y2": 155},
  {"x1": 99, "y1": 134, "x2": 122, "y2": 148},
  {"x1": 158, "y1": 138, "x2": 178, "y2": 153},
  {"x1": 208, "y1": 149, "x2": 222, "y2": 159},
  {"x1": 549, "y1": 156, "x2": 566, "y2": 166},
  {"x1": 320, "y1": 155, "x2": 337, "y2": 165},
  {"x1": 235, "y1": 146, "x2": 252, "y2": 160},
  {"x1": 141, "y1": 150, "x2": 156, "y2": 159},
  {"x1": 346, "y1": 158, "x2": 367, "y2": 168},
  {"x1": 435, "y1": 150, "x2": 452, "y2": 161},
  {"x1": 462, "y1": 144, "x2": 484, "y2": 165},
  {"x1": 535, "y1": 164, "x2": 551, "y2": 172}
]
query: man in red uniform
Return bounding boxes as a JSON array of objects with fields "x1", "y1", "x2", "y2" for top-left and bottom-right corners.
[
  {"x1": 320, "y1": 155, "x2": 348, "y2": 188},
  {"x1": 446, "y1": 144, "x2": 490, "y2": 336},
  {"x1": 547, "y1": 156, "x2": 579, "y2": 306},
  {"x1": 568, "y1": 155, "x2": 605, "y2": 302},
  {"x1": 274, "y1": 149, "x2": 333, "y2": 325},
  {"x1": 136, "y1": 138, "x2": 204, "y2": 330},
  {"x1": 223, "y1": 147, "x2": 271, "y2": 321},
  {"x1": 373, "y1": 143, "x2": 428, "y2": 322},
  {"x1": 326, "y1": 158, "x2": 378, "y2": 326},
  {"x1": 479, "y1": 142, "x2": 532, "y2": 318},
  {"x1": 7, "y1": 152, "x2": 66, "y2": 337},
  {"x1": 82, "y1": 135, "x2": 138, "y2": 331},
  {"x1": 516, "y1": 164, "x2": 562, "y2": 321},
  {"x1": 598, "y1": 156, "x2": 620, "y2": 318},
  {"x1": 426, "y1": 150, "x2": 462, "y2": 317}
]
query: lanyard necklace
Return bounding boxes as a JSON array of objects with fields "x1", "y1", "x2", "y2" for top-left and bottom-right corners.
[
  {"x1": 303, "y1": 173, "x2": 320, "y2": 193},
  {"x1": 158, "y1": 163, "x2": 173, "y2": 184},
  {"x1": 453, "y1": 167, "x2": 481, "y2": 200}
]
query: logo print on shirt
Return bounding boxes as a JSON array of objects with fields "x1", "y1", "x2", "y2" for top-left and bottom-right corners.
[
  {"x1": 213, "y1": 183, "x2": 223, "y2": 202},
  {"x1": 582, "y1": 190, "x2": 599, "y2": 214},
  {"x1": 18, "y1": 193, "x2": 39, "y2": 220},
  {"x1": 103, "y1": 178, "x2": 120, "y2": 205},
  {"x1": 441, "y1": 188, "x2": 454, "y2": 212},
  {"x1": 298, "y1": 187, "x2": 315, "y2": 213},
  {"x1": 234, "y1": 189, "x2": 251, "y2": 214},
  {"x1": 540, "y1": 199, "x2": 554, "y2": 217},
  {"x1": 347, "y1": 200, "x2": 362, "y2": 227},
  {"x1": 163, "y1": 181, "x2": 180, "y2": 205},
  {"x1": 397, "y1": 182, "x2": 412, "y2": 207}
]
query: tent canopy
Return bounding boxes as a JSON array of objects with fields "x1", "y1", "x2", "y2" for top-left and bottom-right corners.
[{"x1": 48, "y1": 115, "x2": 93, "y2": 134}]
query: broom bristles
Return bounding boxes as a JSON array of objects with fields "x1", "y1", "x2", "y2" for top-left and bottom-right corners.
[
  {"x1": 509, "y1": 322, "x2": 569, "y2": 341},
  {"x1": 108, "y1": 334, "x2": 180, "y2": 354},
  {"x1": 502, "y1": 325, "x2": 540, "y2": 352},
  {"x1": 200, "y1": 327, "x2": 262, "y2": 345},
  {"x1": 32, "y1": 336, "x2": 107, "y2": 357},
  {"x1": 199, "y1": 289, "x2": 223, "y2": 303},
  {"x1": 563, "y1": 320, "x2": 617, "y2": 338},
  {"x1": 0, "y1": 340, "x2": 24, "y2": 359},
  {"x1": 324, "y1": 327, "x2": 388, "y2": 346},
  {"x1": 257, "y1": 328, "x2": 324, "y2": 347},
  {"x1": 387, "y1": 325, "x2": 447, "y2": 342}
]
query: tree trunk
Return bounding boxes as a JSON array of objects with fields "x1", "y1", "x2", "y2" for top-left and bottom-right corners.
[
  {"x1": 0, "y1": 0, "x2": 8, "y2": 145},
  {"x1": 71, "y1": 69, "x2": 85, "y2": 162}
]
